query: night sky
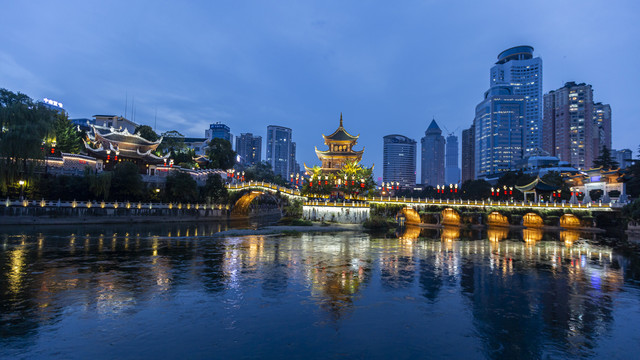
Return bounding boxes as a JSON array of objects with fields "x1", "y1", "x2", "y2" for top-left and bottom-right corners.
[{"x1": 2, "y1": 0, "x2": 638, "y2": 179}]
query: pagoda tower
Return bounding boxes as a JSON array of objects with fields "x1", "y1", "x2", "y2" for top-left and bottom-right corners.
[{"x1": 306, "y1": 113, "x2": 364, "y2": 173}]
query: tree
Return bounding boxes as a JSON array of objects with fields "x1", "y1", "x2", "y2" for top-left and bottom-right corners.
[
  {"x1": 207, "y1": 138, "x2": 236, "y2": 170},
  {"x1": 164, "y1": 171, "x2": 198, "y2": 202},
  {"x1": 53, "y1": 112, "x2": 83, "y2": 154},
  {"x1": 158, "y1": 130, "x2": 185, "y2": 154},
  {"x1": 541, "y1": 171, "x2": 571, "y2": 200},
  {"x1": 244, "y1": 161, "x2": 286, "y2": 185},
  {"x1": 109, "y1": 162, "x2": 144, "y2": 200},
  {"x1": 0, "y1": 89, "x2": 57, "y2": 194},
  {"x1": 460, "y1": 179, "x2": 492, "y2": 200},
  {"x1": 135, "y1": 125, "x2": 159, "y2": 142},
  {"x1": 200, "y1": 173, "x2": 228, "y2": 203},
  {"x1": 593, "y1": 145, "x2": 619, "y2": 170}
]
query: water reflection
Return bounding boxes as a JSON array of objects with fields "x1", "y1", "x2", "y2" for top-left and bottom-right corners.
[{"x1": 0, "y1": 223, "x2": 637, "y2": 359}]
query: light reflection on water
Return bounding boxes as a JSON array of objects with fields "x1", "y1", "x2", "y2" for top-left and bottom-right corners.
[{"x1": 0, "y1": 222, "x2": 639, "y2": 360}]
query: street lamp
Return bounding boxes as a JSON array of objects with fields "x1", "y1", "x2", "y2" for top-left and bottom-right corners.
[{"x1": 18, "y1": 180, "x2": 25, "y2": 200}]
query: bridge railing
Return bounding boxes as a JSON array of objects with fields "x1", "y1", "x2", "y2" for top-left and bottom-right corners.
[
  {"x1": 303, "y1": 200, "x2": 369, "y2": 208},
  {"x1": 2, "y1": 198, "x2": 229, "y2": 210},
  {"x1": 226, "y1": 181, "x2": 304, "y2": 198}
]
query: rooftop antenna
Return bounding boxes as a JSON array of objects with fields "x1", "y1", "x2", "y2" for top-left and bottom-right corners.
[{"x1": 124, "y1": 91, "x2": 128, "y2": 118}]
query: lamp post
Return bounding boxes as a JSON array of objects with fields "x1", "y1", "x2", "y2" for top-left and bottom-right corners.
[{"x1": 18, "y1": 180, "x2": 25, "y2": 200}]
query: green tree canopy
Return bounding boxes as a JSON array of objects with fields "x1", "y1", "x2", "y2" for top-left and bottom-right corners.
[
  {"x1": 135, "y1": 125, "x2": 159, "y2": 142},
  {"x1": 244, "y1": 161, "x2": 286, "y2": 185},
  {"x1": 460, "y1": 179, "x2": 492, "y2": 200},
  {"x1": 200, "y1": 173, "x2": 228, "y2": 203},
  {"x1": 207, "y1": 138, "x2": 236, "y2": 170},
  {"x1": 53, "y1": 112, "x2": 83, "y2": 154},
  {"x1": 109, "y1": 162, "x2": 144, "y2": 200},
  {"x1": 593, "y1": 146, "x2": 619, "y2": 170},
  {"x1": 164, "y1": 171, "x2": 198, "y2": 202},
  {"x1": 0, "y1": 88, "x2": 57, "y2": 193}
]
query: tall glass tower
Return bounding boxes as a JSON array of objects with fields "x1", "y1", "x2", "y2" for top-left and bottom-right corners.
[
  {"x1": 383, "y1": 135, "x2": 417, "y2": 188},
  {"x1": 266, "y1": 125, "x2": 293, "y2": 179},
  {"x1": 490, "y1": 45, "x2": 542, "y2": 153},
  {"x1": 420, "y1": 119, "x2": 445, "y2": 186},
  {"x1": 445, "y1": 134, "x2": 460, "y2": 185}
]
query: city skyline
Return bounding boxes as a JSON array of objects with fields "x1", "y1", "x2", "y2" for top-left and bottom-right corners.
[{"x1": 1, "y1": 1, "x2": 638, "y2": 180}]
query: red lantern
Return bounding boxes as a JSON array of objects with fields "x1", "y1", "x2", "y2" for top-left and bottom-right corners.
[{"x1": 51, "y1": 148, "x2": 55, "y2": 154}]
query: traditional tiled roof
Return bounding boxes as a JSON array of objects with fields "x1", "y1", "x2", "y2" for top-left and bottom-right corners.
[
  {"x1": 91, "y1": 125, "x2": 163, "y2": 147},
  {"x1": 515, "y1": 177, "x2": 559, "y2": 192},
  {"x1": 323, "y1": 113, "x2": 359, "y2": 142}
]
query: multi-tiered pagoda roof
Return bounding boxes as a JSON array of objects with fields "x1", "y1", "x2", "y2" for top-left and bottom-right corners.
[{"x1": 305, "y1": 114, "x2": 364, "y2": 173}]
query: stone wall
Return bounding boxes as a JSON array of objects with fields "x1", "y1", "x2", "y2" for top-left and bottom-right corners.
[{"x1": 303, "y1": 204, "x2": 369, "y2": 224}]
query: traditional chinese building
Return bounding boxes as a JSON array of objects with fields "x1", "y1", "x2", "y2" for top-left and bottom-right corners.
[
  {"x1": 305, "y1": 114, "x2": 364, "y2": 173},
  {"x1": 84, "y1": 124, "x2": 169, "y2": 174},
  {"x1": 564, "y1": 168, "x2": 626, "y2": 203}
]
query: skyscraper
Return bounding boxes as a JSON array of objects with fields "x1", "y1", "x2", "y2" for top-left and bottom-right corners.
[
  {"x1": 461, "y1": 124, "x2": 475, "y2": 182},
  {"x1": 206, "y1": 122, "x2": 232, "y2": 144},
  {"x1": 266, "y1": 125, "x2": 293, "y2": 179},
  {"x1": 543, "y1": 82, "x2": 603, "y2": 170},
  {"x1": 420, "y1": 119, "x2": 445, "y2": 186},
  {"x1": 383, "y1": 134, "x2": 417, "y2": 188},
  {"x1": 235, "y1": 133, "x2": 262, "y2": 166},
  {"x1": 612, "y1": 149, "x2": 633, "y2": 169},
  {"x1": 593, "y1": 102, "x2": 612, "y2": 157},
  {"x1": 445, "y1": 134, "x2": 460, "y2": 185},
  {"x1": 490, "y1": 45, "x2": 542, "y2": 153},
  {"x1": 474, "y1": 85, "x2": 525, "y2": 179}
]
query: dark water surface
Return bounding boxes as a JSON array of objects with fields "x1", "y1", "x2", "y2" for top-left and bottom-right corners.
[{"x1": 1, "y1": 222, "x2": 640, "y2": 359}]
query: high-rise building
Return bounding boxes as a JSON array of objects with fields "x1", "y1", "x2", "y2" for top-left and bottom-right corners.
[
  {"x1": 490, "y1": 45, "x2": 542, "y2": 153},
  {"x1": 206, "y1": 122, "x2": 232, "y2": 144},
  {"x1": 266, "y1": 125, "x2": 293, "y2": 179},
  {"x1": 445, "y1": 134, "x2": 460, "y2": 185},
  {"x1": 383, "y1": 134, "x2": 417, "y2": 188},
  {"x1": 474, "y1": 85, "x2": 525, "y2": 179},
  {"x1": 420, "y1": 119, "x2": 445, "y2": 186},
  {"x1": 235, "y1": 133, "x2": 262, "y2": 166},
  {"x1": 593, "y1": 102, "x2": 612, "y2": 157},
  {"x1": 461, "y1": 124, "x2": 475, "y2": 182},
  {"x1": 290, "y1": 142, "x2": 298, "y2": 176},
  {"x1": 612, "y1": 149, "x2": 633, "y2": 169},
  {"x1": 542, "y1": 82, "x2": 607, "y2": 170}
]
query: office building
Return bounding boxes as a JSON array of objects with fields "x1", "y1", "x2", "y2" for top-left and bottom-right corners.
[
  {"x1": 266, "y1": 125, "x2": 293, "y2": 179},
  {"x1": 461, "y1": 124, "x2": 475, "y2": 182},
  {"x1": 236, "y1": 133, "x2": 262, "y2": 166},
  {"x1": 490, "y1": 45, "x2": 542, "y2": 153},
  {"x1": 445, "y1": 134, "x2": 460, "y2": 185},
  {"x1": 420, "y1": 119, "x2": 445, "y2": 186},
  {"x1": 612, "y1": 149, "x2": 633, "y2": 169},
  {"x1": 93, "y1": 115, "x2": 138, "y2": 133},
  {"x1": 474, "y1": 85, "x2": 525, "y2": 179},
  {"x1": 383, "y1": 134, "x2": 417, "y2": 188},
  {"x1": 543, "y1": 81, "x2": 611, "y2": 170},
  {"x1": 206, "y1": 122, "x2": 232, "y2": 144}
]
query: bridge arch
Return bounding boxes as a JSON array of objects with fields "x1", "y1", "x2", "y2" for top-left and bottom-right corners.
[
  {"x1": 397, "y1": 207, "x2": 421, "y2": 225},
  {"x1": 441, "y1": 208, "x2": 460, "y2": 226},
  {"x1": 560, "y1": 214, "x2": 581, "y2": 228},
  {"x1": 487, "y1": 211, "x2": 509, "y2": 227},
  {"x1": 523, "y1": 213, "x2": 543, "y2": 228},
  {"x1": 231, "y1": 190, "x2": 281, "y2": 217}
]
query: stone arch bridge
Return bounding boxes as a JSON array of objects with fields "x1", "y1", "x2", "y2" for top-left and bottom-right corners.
[{"x1": 227, "y1": 181, "x2": 307, "y2": 217}]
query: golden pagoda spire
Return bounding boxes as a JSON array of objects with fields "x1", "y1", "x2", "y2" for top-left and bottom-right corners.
[{"x1": 340, "y1": 112, "x2": 343, "y2": 127}]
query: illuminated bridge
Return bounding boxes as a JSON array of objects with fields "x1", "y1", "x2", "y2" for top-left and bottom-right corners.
[{"x1": 225, "y1": 182, "x2": 616, "y2": 224}]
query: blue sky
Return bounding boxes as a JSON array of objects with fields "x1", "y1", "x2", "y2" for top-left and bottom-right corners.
[{"x1": 2, "y1": 0, "x2": 639, "y2": 180}]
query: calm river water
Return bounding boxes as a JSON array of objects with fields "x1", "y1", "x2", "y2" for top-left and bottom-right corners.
[{"x1": 1, "y1": 222, "x2": 640, "y2": 359}]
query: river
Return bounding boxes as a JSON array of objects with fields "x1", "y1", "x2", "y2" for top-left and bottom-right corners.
[{"x1": 1, "y1": 221, "x2": 639, "y2": 359}]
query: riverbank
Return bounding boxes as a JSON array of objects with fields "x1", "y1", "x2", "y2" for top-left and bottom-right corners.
[{"x1": 212, "y1": 223, "x2": 363, "y2": 237}]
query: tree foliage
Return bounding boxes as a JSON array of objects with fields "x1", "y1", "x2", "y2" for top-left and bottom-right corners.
[
  {"x1": 592, "y1": 146, "x2": 619, "y2": 170},
  {"x1": 207, "y1": 138, "x2": 236, "y2": 170},
  {"x1": 244, "y1": 161, "x2": 286, "y2": 185},
  {"x1": 0, "y1": 88, "x2": 57, "y2": 194},
  {"x1": 164, "y1": 171, "x2": 198, "y2": 202},
  {"x1": 109, "y1": 162, "x2": 144, "y2": 200},
  {"x1": 200, "y1": 173, "x2": 228, "y2": 203},
  {"x1": 135, "y1": 125, "x2": 159, "y2": 142},
  {"x1": 53, "y1": 112, "x2": 83, "y2": 154}
]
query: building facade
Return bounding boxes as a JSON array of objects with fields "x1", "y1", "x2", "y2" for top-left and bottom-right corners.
[
  {"x1": 383, "y1": 134, "x2": 417, "y2": 188},
  {"x1": 205, "y1": 122, "x2": 232, "y2": 144},
  {"x1": 474, "y1": 85, "x2": 525, "y2": 179},
  {"x1": 93, "y1": 115, "x2": 138, "y2": 133},
  {"x1": 236, "y1": 133, "x2": 262, "y2": 166},
  {"x1": 461, "y1": 124, "x2": 475, "y2": 182},
  {"x1": 445, "y1": 134, "x2": 460, "y2": 185},
  {"x1": 612, "y1": 149, "x2": 633, "y2": 169},
  {"x1": 542, "y1": 82, "x2": 609, "y2": 170},
  {"x1": 420, "y1": 119, "x2": 445, "y2": 186},
  {"x1": 490, "y1": 45, "x2": 542, "y2": 153},
  {"x1": 266, "y1": 125, "x2": 293, "y2": 179}
]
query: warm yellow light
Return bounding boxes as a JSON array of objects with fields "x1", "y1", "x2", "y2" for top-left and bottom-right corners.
[{"x1": 18, "y1": 180, "x2": 25, "y2": 186}]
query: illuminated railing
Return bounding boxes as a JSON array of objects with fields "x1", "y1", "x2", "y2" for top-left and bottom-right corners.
[
  {"x1": 226, "y1": 181, "x2": 306, "y2": 199},
  {"x1": 303, "y1": 201, "x2": 369, "y2": 208},
  {"x1": 3, "y1": 198, "x2": 229, "y2": 211}
]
